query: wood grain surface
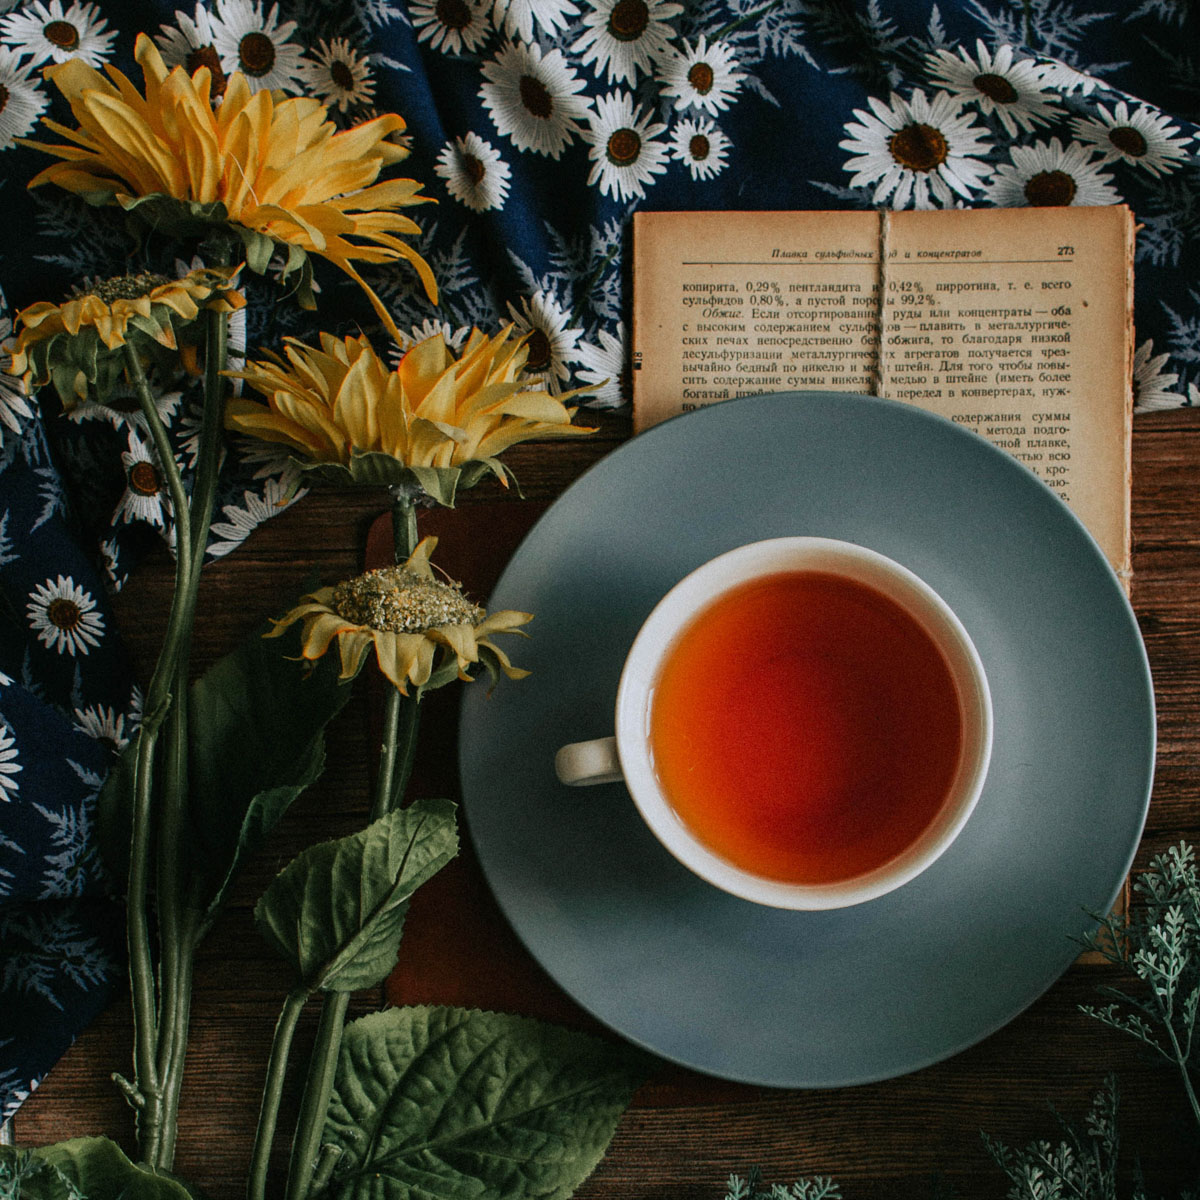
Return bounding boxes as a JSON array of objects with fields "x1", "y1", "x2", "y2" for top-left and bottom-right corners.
[{"x1": 10, "y1": 407, "x2": 1200, "y2": 1199}]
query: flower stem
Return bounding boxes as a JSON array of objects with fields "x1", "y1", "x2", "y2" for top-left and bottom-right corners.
[
  {"x1": 249, "y1": 988, "x2": 309, "y2": 1200},
  {"x1": 144, "y1": 303, "x2": 230, "y2": 1171},
  {"x1": 282, "y1": 494, "x2": 424, "y2": 1200},
  {"x1": 123, "y1": 345, "x2": 197, "y2": 1167},
  {"x1": 284, "y1": 990, "x2": 351, "y2": 1200}
]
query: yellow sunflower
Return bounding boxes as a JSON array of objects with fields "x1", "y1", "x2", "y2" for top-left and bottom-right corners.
[
  {"x1": 270, "y1": 538, "x2": 531, "y2": 694},
  {"x1": 225, "y1": 325, "x2": 593, "y2": 505},
  {"x1": 7, "y1": 267, "x2": 245, "y2": 407},
  {"x1": 23, "y1": 34, "x2": 435, "y2": 337}
]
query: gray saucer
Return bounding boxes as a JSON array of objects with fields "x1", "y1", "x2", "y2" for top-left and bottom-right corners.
[{"x1": 458, "y1": 392, "x2": 1154, "y2": 1087}]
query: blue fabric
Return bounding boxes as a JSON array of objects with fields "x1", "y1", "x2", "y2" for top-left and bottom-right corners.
[{"x1": 1, "y1": 0, "x2": 1198, "y2": 1123}]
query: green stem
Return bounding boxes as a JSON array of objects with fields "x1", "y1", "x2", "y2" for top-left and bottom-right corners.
[
  {"x1": 249, "y1": 988, "x2": 310, "y2": 1200},
  {"x1": 282, "y1": 493, "x2": 424, "y2": 1200},
  {"x1": 152, "y1": 302, "x2": 231, "y2": 1172},
  {"x1": 284, "y1": 991, "x2": 351, "y2": 1200},
  {"x1": 123, "y1": 345, "x2": 197, "y2": 1166}
]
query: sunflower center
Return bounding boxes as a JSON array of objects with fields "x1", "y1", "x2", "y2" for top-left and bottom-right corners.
[
  {"x1": 689, "y1": 133, "x2": 710, "y2": 160},
  {"x1": 436, "y1": 0, "x2": 472, "y2": 30},
  {"x1": 43, "y1": 20, "x2": 80, "y2": 49},
  {"x1": 332, "y1": 567, "x2": 482, "y2": 633},
  {"x1": 607, "y1": 127, "x2": 641, "y2": 166},
  {"x1": 608, "y1": 0, "x2": 649, "y2": 41},
  {"x1": 47, "y1": 597, "x2": 82, "y2": 631},
  {"x1": 330, "y1": 58, "x2": 356, "y2": 90},
  {"x1": 129, "y1": 461, "x2": 162, "y2": 496},
  {"x1": 687, "y1": 62, "x2": 715, "y2": 94},
  {"x1": 519, "y1": 74, "x2": 554, "y2": 119},
  {"x1": 523, "y1": 329, "x2": 552, "y2": 371},
  {"x1": 462, "y1": 152, "x2": 486, "y2": 184},
  {"x1": 239, "y1": 31, "x2": 276, "y2": 77},
  {"x1": 973, "y1": 72, "x2": 1017, "y2": 103},
  {"x1": 1108, "y1": 125, "x2": 1147, "y2": 157},
  {"x1": 888, "y1": 122, "x2": 948, "y2": 172},
  {"x1": 82, "y1": 272, "x2": 172, "y2": 304},
  {"x1": 1024, "y1": 168, "x2": 1076, "y2": 206},
  {"x1": 185, "y1": 44, "x2": 227, "y2": 96}
]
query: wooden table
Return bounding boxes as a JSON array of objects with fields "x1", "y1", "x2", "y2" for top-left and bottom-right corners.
[{"x1": 10, "y1": 407, "x2": 1200, "y2": 1199}]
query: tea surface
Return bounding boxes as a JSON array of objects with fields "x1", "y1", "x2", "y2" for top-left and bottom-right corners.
[{"x1": 648, "y1": 570, "x2": 964, "y2": 885}]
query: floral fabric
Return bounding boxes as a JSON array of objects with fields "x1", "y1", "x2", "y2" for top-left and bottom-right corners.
[{"x1": 1, "y1": 0, "x2": 1198, "y2": 1125}]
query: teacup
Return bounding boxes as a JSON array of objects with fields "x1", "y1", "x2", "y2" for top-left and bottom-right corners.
[{"x1": 555, "y1": 537, "x2": 992, "y2": 910}]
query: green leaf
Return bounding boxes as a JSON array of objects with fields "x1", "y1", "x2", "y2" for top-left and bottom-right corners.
[
  {"x1": 254, "y1": 798, "x2": 458, "y2": 992},
  {"x1": 188, "y1": 621, "x2": 351, "y2": 929},
  {"x1": 322, "y1": 1007, "x2": 647, "y2": 1200},
  {"x1": 0, "y1": 1137, "x2": 193, "y2": 1200}
]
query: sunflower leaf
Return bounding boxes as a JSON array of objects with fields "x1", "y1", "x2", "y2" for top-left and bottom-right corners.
[
  {"x1": 0, "y1": 1136, "x2": 194, "y2": 1200},
  {"x1": 187, "y1": 618, "x2": 352, "y2": 932},
  {"x1": 322, "y1": 1007, "x2": 648, "y2": 1200},
  {"x1": 254, "y1": 798, "x2": 458, "y2": 992},
  {"x1": 297, "y1": 455, "x2": 462, "y2": 506}
]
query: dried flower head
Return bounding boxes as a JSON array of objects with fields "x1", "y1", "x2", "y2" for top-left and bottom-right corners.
[
  {"x1": 6, "y1": 266, "x2": 244, "y2": 406},
  {"x1": 225, "y1": 325, "x2": 593, "y2": 505},
  {"x1": 22, "y1": 33, "x2": 435, "y2": 337},
  {"x1": 270, "y1": 537, "x2": 531, "y2": 694}
]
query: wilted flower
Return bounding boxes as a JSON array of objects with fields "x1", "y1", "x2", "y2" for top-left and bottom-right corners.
[
  {"x1": 23, "y1": 33, "x2": 435, "y2": 336},
  {"x1": 225, "y1": 325, "x2": 592, "y2": 505},
  {"x1": 270, "y1": 537, "x2": 531, "y2": 694},
  {"x1": 7, "y1": 267, "x2": 244, "y2": 406}
]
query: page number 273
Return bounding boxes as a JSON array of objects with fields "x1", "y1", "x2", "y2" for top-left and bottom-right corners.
[{"x1": 1057, "y1": 245, "x2": 1075, "y2": 256}]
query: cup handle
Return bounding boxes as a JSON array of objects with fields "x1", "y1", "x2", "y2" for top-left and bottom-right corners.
[{"x1": 555, "y1": 737, "x2": 623, "y2": 786}]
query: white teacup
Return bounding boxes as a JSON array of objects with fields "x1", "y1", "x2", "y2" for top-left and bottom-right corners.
[{"x1": 555, "y1": 537, "x2": 992, "y2": 910}]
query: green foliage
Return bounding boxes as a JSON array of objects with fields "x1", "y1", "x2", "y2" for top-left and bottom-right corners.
[
  {"x1": 1080, "y1": 842, "x2": 1200, "y2": 1127},
  {"x1": 254, "y1": 798, "x2": 459, "y2": 992},
  {"x1": 187, "y1": 620, "x2": 351, "y2": 932},
  {"x1": 0, "y1": 1138, "x2": 192, "y2": 1200},
  {"x1": 725, "y1": 1169, "x2": 842, "y2": 1200},
  {"x1": 321, "y1": 1006, "x2": 648, "y2": 1200},
  {"x1": 981, "y1": 1077, "x2": 1126, "y2": 1200},
  {"x1": 294, "y1": 456, "x2": 505, "y2": 507},
  {"x1": 98, "y1": 619, "x2": 351, "y2": 934}
]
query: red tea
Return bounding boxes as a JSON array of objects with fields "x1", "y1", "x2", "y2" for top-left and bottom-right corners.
[{"x1": 648, "y1": 570, "x2": 964, "y2": 885}]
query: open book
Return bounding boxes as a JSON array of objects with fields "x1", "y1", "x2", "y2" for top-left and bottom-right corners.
[{"x1": 632, "y1": 206, "x2": 1135, "y2": 583}]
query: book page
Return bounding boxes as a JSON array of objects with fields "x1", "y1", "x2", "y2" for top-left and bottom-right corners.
[{"x1": 632, "y1": 206, "x2": 1134, "y2": 579}]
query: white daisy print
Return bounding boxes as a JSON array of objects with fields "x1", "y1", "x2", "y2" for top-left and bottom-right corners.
[
  {"x1": 1132, "y1": 340, "x2": 1183, "y2": 413},
  {"x1": 26, "y1": 576, "x2": 105, "y2": 657},
  {"x1": 387, "y1": 320, "x2": 474, "y2": 369},
  {"x1": 575, "y1": 323, "x2": 626, "y2": 409},
  {"x1": 492, "y1": 0, "x2": 579, "y2": 42},
  {"x1": 659, "y1": 36, "x2": 744, "y2": 116},
  {"x1": 572, "y1": 0, "x2": 682, "y2": 85},
  {"x1": 98, "y1": 537, "x2": 126, "y2": 591},
  {"x1": 297, "y1": 37, "x2": 374, "y2": 112},
  {"x1": 410, "y1": 0, "x2": 491, "y2": 55},
  {"x1": 207, "y1": 478, "x2": 300, "y2": 560},
  {"x1": 1072, "y1": 101, "x2": 1192, "y2": 178},
  {"x1": 208, "y1": 0, "x2": 305, "y2": 94},
  {"x1": 506, "y1": 290, "x2": 582, "y2": 395},
  {"x1": 155, "y1": 4, "x2": 226, "y2": 97},
  {"x1": 924, "y1": 41, "x2": 1059, "y2": 137},
  {"x1": 0, "y1": 46, "x2": 47, "y2": 152},
  {"x1": 72, "y1": 705, "x2": 130, "y2": 753},
  {"x1": 117, "y1": 434, "x2": 174, "y2": 530},
  {"x1": 584, "y1": 90, "x2": 669, "y2": 202},
  {"x1": 0, "y1": 720, "x2": 20, "y2": 802},
  {"x1": 670, "y1": 116, "x2": 730, "y2": 181},
  {"x1": 839, "y1": 88, "x2": 992, "y2": 209},
  {"x1": 0, "y1": 1, "x2": 114, "y2": 67},
  {"x1": 435, "y1": 132, "x2": 512, "y2": 212},
  {"x1": 985, "y1": 137, "x2": 1121, "y2": 207},
  {"x1": 480, "y1": 40, "x2": 591, "y2": 159}
]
